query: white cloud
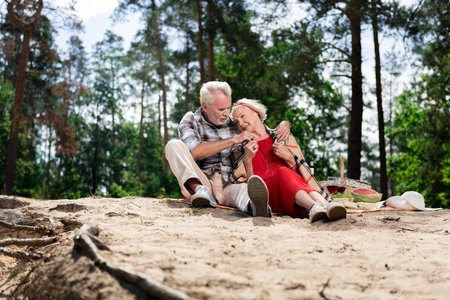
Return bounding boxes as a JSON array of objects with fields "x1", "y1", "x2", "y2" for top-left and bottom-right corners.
[{"x1": 54, "y1": 0, "x2": 119, "y2": 22}]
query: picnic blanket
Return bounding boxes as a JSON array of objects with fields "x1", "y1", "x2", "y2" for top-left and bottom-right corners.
[{"x1": 175, "y1": 198, "x2": 404, "y2": 215}]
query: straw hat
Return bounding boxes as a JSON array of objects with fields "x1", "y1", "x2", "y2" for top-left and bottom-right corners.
[{"x1": 386, "y1": 191, "x2": 441, "y2": 211}]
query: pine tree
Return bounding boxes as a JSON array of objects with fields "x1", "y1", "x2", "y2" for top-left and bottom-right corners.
[{"x1": 5, "y1": 0, "x2": 43, "y2": 195}]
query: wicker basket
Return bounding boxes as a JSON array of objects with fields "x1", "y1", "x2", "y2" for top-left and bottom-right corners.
[
  {"x1": 320, "y1": 178, "x2": 371, "y2": 196},
  {"x1": 319, "y1": 154, "x2": 372, "y2": 196}
]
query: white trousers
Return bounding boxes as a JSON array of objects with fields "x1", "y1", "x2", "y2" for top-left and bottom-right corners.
[{"x1": 164, "y1": 140, "x2": 250, "y2": 213}]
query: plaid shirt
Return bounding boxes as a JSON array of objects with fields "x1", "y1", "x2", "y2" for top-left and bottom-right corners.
[{"x1": 179, "y1": 107, "x2": 240, "y2": 182}]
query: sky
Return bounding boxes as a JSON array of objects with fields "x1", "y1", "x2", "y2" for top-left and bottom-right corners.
[{"x1": 54, "y1": 0, "x2": 141, "y2": 53}]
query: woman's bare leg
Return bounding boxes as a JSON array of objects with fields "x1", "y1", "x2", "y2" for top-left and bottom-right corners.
[
  {"x1": 296, "y1": 190, "x2": 327, "y2": 222},
  {"x1": 309, "y1": 191, "x2": 328, "y2": 206},
  {"x1": 294, "y1": 190, "x2": 316, "y2": 210}
]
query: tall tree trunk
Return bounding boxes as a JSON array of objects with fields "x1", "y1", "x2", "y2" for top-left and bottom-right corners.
[
  {"x1": 137, "y1": 62, "x2": 147, "y2": 177},
  {"x1": 346, "y1": 4, "x2": 363, "y2": 180},
  {"x1": 44, "y1": 127, "x2": 52, "y2": 199},
  {"x1": 4, "y1": 0, "x2": 43, "y2": 195},
  {"x1": 185, "y1": 32, "x2": 191, "y2": 114},
  {"x1": 25, "y1": 67, "x2": 35, "y2": 163},
  {"x1": 111, "y1": 61, "x2": 116, "y2": 148},
  {"x1": 53, "y1": 157, "x2": 62, "y2": 198},
  {"x1": 158, "y1": 93, "x2": 162, "y2": 141},
  {"x1": 196, "y1": 0, "x2": 205, "y2": 86},
  {"x1": 152, "y1": 0, "x2": 169, "y2": 172},
  {"x1": 28, "y1": 116, "x2": 35, "y2": 162},
  {"x1": 137, "y1": 92, "x2": 145, "y2": 177},
  {"x1": 388, "y1": 91, "x2": 396, "y2": 196},
  {"x1": 136, "y1": 32, "x2": 152, "y2": 179},
  {"x1": 371, "y1": 0, "x2": 388, "y2": 198},
  {"x1": 110, "y1": 62, "x2": 119, "y2": 184},
  {"x1": 92, "y1": 118, "x2": 100, "y2": 195},
  {"x1": 11, "y1": 29, "x2": 22, "y2": 87},
  {"x1": 207, "y1": 0, "x2": 215, "y2": 80}
]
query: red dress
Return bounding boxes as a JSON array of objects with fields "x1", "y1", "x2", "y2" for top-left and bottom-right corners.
[{"x1": 253, "y1": 136, "x2": 314, "y2": 218}]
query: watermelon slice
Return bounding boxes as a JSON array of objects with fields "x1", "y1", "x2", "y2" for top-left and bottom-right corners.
[{"x1": 351, "y1": 188, "x2": 383, "y2": 203}]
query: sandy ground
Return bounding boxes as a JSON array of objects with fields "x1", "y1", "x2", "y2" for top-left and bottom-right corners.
[{"x1": 1, "y1": 195, "x2": 449, "y2": 300}]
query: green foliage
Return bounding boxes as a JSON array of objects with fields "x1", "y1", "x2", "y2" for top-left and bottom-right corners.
[
  {"x1": 388, "y1": 91, "x2": 449, "y2": 208},
  {"x1": 386, "y1": 0, "x2": 450, "y2": 208},
  {"x1": 0, "y1": 78, "x2": 14, "y2": 189}
]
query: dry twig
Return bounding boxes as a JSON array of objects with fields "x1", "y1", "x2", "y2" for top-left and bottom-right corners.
[{"x1": 319, "y1": 278, "x2": 331, "y2": 300}]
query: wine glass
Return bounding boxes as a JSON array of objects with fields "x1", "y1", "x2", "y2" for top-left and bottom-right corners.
[
  {"x1": 326, "y1": 177, "x2": 339, "y2": 195},
  {"x1": 337, "y1": 179, "x2": 346, "y2": 194},
  {"x1": 327, "y1": 177, "x2": 346, "y2": 195}
]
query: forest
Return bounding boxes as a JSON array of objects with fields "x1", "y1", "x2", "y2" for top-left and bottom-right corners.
[{"x1": 0, "y1": 0, "x2": 448, "y2": 208}]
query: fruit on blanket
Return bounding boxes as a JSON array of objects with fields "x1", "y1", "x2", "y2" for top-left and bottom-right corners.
[{"x1": 351, "y1": 188, "x2": 382, "y2": 203}]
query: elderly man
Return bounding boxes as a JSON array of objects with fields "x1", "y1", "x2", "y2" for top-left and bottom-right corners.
[{"x1": 165, "y1": 81, "x2": 290, "y2": 217}]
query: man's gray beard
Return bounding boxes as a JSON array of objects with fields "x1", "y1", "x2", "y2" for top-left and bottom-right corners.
[{"x1": 211, "y1": 117, "x2": 227, "y2": 126}]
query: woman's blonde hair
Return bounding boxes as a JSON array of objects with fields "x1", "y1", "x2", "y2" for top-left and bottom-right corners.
[{"x1": 232, "y1": 98, "x2": 267, "y2": 121}]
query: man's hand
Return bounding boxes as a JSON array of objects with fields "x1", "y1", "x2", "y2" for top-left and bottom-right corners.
[
  {"x1": 274, "y1": 121, "x2": 291, "y2": 142},
  {"x1": 191, "y1": 131, "x2": 254, "y2": 159},
  {"x1": 233, "y1": 131, "x2": 254, "y2": 145}
]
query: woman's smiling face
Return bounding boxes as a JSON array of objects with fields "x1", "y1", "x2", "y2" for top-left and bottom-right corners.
[{"x1": 232, "y1": 106, "x2": 259, "y2": 132}]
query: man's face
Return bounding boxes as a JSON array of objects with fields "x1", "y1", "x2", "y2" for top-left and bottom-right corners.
[{"x1": 202, "y1": 91, "x2": 232, "y2": 126}]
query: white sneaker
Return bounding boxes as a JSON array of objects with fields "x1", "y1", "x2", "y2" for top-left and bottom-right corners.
[
  {"x1": 309, "y1": 203, "x2": 327, "y2": 222},
  {"x1": 190, "y1": 186, "x2": 217, "y2": 208},
  {"x1": 326, "y1": 202, "x2": 346, "y2": 221},
  {"x1": 247, "y1": 175, "x2": 271, "y2": 217}
]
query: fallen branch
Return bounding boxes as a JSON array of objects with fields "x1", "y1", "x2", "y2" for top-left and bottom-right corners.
[
  {"x1": 74, "y1": 223, "x2": 196, "y2": 300},
  {"x1": 0, "y1": 236, "x2": 58, "y2": 247},
  {"x1": 0, "y1": 220, "x2": 52, "y2": 234}
]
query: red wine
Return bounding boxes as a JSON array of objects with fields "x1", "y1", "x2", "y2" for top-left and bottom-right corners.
[
  {"x1": 327, "y1": 185, "x2": 338, "y2": 194},
  {"x1": 337, "y1": 186, "x2": 346, "y2": 194}
]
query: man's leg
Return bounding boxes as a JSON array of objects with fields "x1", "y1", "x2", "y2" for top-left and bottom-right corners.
[
  {"x1": 221, "y1": 182, "x2": 251, "y2": 213},
  {"x1": 222, "y1": 178, "x2": 271, "y2": 217},
  {"x1": 165, "y1": 140, "x2": 216, "y2": 207}
]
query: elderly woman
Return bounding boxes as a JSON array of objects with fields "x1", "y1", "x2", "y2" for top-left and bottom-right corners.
[{"x1": 231, "y1": 98, "x2": 346, "y2": 222}]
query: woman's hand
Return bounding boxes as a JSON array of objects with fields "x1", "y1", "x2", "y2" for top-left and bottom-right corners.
[
  {"x1": 243, "y1": 139, "x2": 258, "y2": 162},
  {"x1": 242, "y1": 139, "x2": 258, "y2": 177},
  {"x1": 272, "y1": 141, "x2": 296, "y2": 168}
]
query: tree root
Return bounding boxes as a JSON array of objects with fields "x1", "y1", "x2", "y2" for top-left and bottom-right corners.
[
  {"x1": 73, "y1": 223, "x2": 196, "y2": 300},
  {"x1": 0, "y1": 219, "x2": 52, "y2": 235},
  {"x1": 0, "y1": 236, "x2": 58, "y2": 260},
  {"x1": 0, "y1": 236, "x2": 58, "y2": 247},
  {"x1": 0, "y1": 246, "x2": 44, "y2": 260}
]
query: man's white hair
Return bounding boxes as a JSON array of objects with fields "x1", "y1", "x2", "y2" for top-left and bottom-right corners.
[
  {"x1": 199, "y1": 81, "x2": 232, "y2": 105},
  {"x1": 232, "y1": 98, "x2": 267, "y2": 121}
]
